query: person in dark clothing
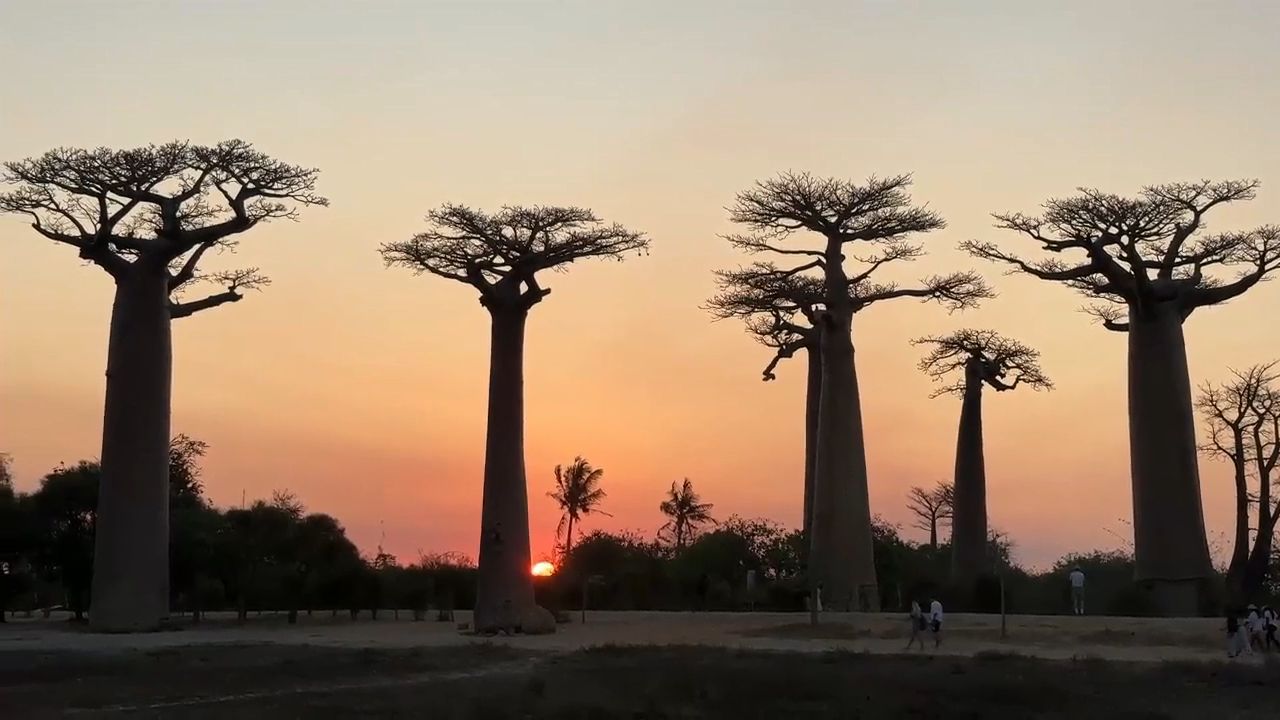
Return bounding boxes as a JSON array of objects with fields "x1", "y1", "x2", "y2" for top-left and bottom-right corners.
[
  {"x1": 1264, "y1": 606, "x2": 1279, "y2": 651},
  {"x1": 1227, "y1": 610, "x2": 1246, "y2": 658}
]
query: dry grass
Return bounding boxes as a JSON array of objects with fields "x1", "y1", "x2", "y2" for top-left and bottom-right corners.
[{"x1": 5, "y1": 643, "x2": 1280, "y2": 718}]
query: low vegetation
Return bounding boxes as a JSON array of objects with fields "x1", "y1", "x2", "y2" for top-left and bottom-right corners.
[{"x1": 4, "y1": 644, "x2": 1277, "y2": 718}]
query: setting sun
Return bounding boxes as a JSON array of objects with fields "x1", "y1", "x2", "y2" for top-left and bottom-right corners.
[{"x1": 531, "y1": 561, "x2": 556, "y2": 577}]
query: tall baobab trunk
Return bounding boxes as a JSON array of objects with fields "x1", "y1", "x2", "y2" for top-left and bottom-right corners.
[
  {"x1": 1243, "y1": 506, "x2": 1277, "y2": 599},
  {"x1": 1243, "y1": 437, "x2": 1277, "y2": 598},
  {"x1": 951, "y1": 360, "x2": 987, "y2": 585},
  {"x1": 1127, "y1": 305, "x2": 1211, "y2": 616},
  {"x1": 90, "y1": 261, "x2": 173, "y2": 632},
  {"x1": 802, "y1": 344, "x2": 820, "y2": 555},
  {"x1": 474, "y1": 306, "x2": 535, "y2": 631},
  {"x1": 1224, "y1": 430, "x2": 1250, "y2": 602},
  {"x1": 809, "y1": 249, "x2": 879, "y2": 612}
]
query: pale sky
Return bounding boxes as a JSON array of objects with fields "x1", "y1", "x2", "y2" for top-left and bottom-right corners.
[{"x1": 2, "y1": 0, "x2": 1278, "y2": 569}]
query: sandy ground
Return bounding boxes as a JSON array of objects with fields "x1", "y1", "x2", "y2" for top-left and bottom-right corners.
[{"x1": 0, "y1": 610, "x2": 1259, "y2": 664}]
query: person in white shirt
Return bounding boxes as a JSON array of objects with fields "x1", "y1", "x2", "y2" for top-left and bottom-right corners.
[
  {"x1": 929, "y1": 598, "x2": 944, "y2": 647},
  {"x1": 1246, "y1": 605, "x2": 1265, "y2": 651},
  {"x1": 1068, "y1": 567, "x2": 1086, "y2": 615}
]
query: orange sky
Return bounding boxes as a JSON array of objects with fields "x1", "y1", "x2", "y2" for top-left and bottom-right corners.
[{"x1": 2, "y1": 1, "x2": 1279, "y2": 569}]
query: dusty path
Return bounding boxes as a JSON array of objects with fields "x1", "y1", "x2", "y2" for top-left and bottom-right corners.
[{"x1": 0, "y1": 610, "x2": 1249, "y2": 664}]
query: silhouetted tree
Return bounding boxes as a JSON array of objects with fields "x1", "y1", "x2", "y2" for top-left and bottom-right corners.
[
  {"x1": 660, "y1": 478, "x2": 715, "y2": 549},
  {"x1": 168, "y1": 434, "x2": 208, "y2": 511},
  {"x1": 914, "y1": 330, "x2": 1051, "y2": 581},
  {"x1": 220, "y1": 500, "x2": 304, "y2": 621},
  {"x1": 726, "y1": 173, "x2": 990, "y2": 610},
  {"x1": 0, "y1": 453, "x2": 12, "y2": 498},
  {"x1": 966, "y1": 180, "x2": 1279, "y2": 614},
  {"x1": 31, "y1": 462, "x2": 100, "y2": 621},
  {"x1": 0, "y1": 141, "x2": 326, "y2": 631},
  {"x1": 381, "y1": 205, "x2": 647, "y2": 632},
  {"x1": 270, "y1": 489, "x2": 305, "y2": 519},
  {"x1": 905, "y1": 483, "x2": 954, "y2": 549},
  {"x1": 1198, "y1": 364, "x2": 1279, "y2": 601},
  {"x1": 708, "y1": 267, "x2": 823, "y2": 549},
  {"x1": 0, "y1": 455, "x2": 36, "y2": 622},
  {"x1": 548, "y1": 457, "x2": 610, "y2": 557}
]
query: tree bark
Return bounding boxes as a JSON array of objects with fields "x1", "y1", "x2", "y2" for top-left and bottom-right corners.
[
  {"x1": 1242, "y1": 424, "x2": 1277, "y2": 599},
  {"x1": 1127, "y1": 305, "x2": 1211, "y2": 615},
  {"x1": 802, "y1": 344, "x2": 820, "y2": 558},
  {"x1": 1224, "y1": 431, "x2": 1250, "y2": 603},
  {"x1": 90, "y1": 261, "x2": 173, "y2": 632},
  {"x1": 951, "y1": 363, "x2": 987, "y2": 584},
  {"x1": 1242, "y1": 510, "x2": 1277, "y2": 599},
  {"x1": 474, "y1": 306, "x2": 536, "y2": 631},
  {"x1": 809, "y1": 244, "x2": 878, "y2": 612}
]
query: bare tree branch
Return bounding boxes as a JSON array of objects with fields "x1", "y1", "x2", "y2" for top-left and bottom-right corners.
[
  {"x1": 1, "y1": 140, "x2": 325, "y2": 284},
  {"x1": 169, "y1": 268, "x2": 270, "y2": 319},
  {"x1": 381, "y1": 204, "x2": 648, "y2": 311},
  {"x1": 913, "y1": 329, "x2": 1052, "y2": 397},
  {"x1": 966, "y1": 180, "x2": 1272, "y2": 328},
  {"x1": 1082, "y1": 304, "x2": 1130, "y2": 332},
  {"x1": 854, "y1": 271, "x2": 994, "y2": 312}
]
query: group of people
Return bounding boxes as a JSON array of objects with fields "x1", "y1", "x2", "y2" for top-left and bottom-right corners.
[
  {"x1": 1226, "y1": 604, "x2": 1280, "y2": 658},
  {"x1": 906, "y1": 598, "x2": 945, "y2": 650}
]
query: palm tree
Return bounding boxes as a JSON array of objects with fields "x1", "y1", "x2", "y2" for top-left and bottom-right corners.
[
  {"x1": 659, "y1": 478, "x2": 714, "y2": 549},
  {"x1": 547, "y1": 457, "x2": 610, "y2": 556}
]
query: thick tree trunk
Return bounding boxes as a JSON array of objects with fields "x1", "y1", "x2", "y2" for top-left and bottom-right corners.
[
  {"x1": 473, "y1": 307, "x2": 537, "y2": 632},
  {"x1": 809, "y1": 304, "x2": 878, "y2": 612},
  {"x1": 1242, "y1": 511, "x2": 1276, "y2": 599},
  {"x1": 951, "y1": 365, "x2": 987, "y2": 584},
  {"x1": 802, "y1": 344, "x2": 820, "y2": 557},
  {"x1": 90, "y1": 262, "x2": 173, "y2": 632},
  {"x1": 1224, "y1": 435, "x2": 1250, "y2": 603},
  {"x1": 1127, "y1": 306, "x2": 1211, "y2": 616}
]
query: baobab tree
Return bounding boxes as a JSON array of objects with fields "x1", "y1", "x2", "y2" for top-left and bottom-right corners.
[
  {"x1": 548, "y1": 457, "x2": 610, "y2": 557},
  {"x1": 905, "y1": 482, "x2": 953, "y2": 549},
  {"x1": 913, "y1": 330, "x2": 1051, "y2": 583},
  {"x1": 0, "y1": 141, "x2": 325, "y2": 631},
  {"x1": 381, "y1": 205, "x2": 647, "y2": 632},
  {"x1": 1197, "y1": 363, "x2": 1279, "y2": 601},
  {"x1": 726, "y1": 173, "x2": 990, "y2": 610},
  {"x1": 659, "y1": 478, "x2": 715, "y2": 549},
  {"x1": 706, "y1": 265, "x2": 822, "y2": 547},
  {"x1": 965, "y1": 180, "x2": 1279, "y2": 614}
]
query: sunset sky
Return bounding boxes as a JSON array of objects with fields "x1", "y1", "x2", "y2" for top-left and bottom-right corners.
[{"x1": 3, "y1": 0, "x2": 1279, "y2": 570}]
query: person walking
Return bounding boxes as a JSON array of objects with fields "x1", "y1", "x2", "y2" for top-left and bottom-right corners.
[
  {"x1": 1068, "y1": 566, "x2": 1086, "y2": 615},
  {"x1": 1227, "y1": 610, "x2": 1246, "y2": 658},
  {"x1": 1263, "y1": 606, "x2": 1278, "y2": 651},
  {"x1": 929, "y1": 597, "x2": 944, "y2": 648},
  {"x1": 906, "y1": 600, "x2": 927, "y2": 650},
  {"x1": 1247, "y1": 605, "x2": 1265, "y2": 651}
]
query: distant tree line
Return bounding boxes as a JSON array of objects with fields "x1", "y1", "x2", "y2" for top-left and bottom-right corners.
[
  {"x1": 0, "y1": 441, "x2": 474, "y2": 623},
  {"x1": 4, "y1": 443, "x2": 1277, "y2": 622}
]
